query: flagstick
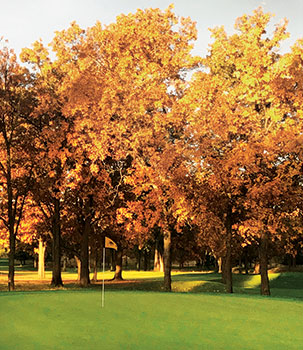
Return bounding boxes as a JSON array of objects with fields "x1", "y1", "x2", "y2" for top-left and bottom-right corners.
[{"x1": 102, "y1": 247, "x2": 105, "y2": 308}]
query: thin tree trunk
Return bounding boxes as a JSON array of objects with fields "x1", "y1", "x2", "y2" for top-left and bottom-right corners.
[
  {"x1": 154, "y1": 241, "x2": 159, "y2": 271},
  {"x1": 225, "y1": 246, "x2": 233, "y2": 293},
  {"x1": 244, "y1": 248, "x2": 249, "y2": 275},
  {"x1": 163, "y1": 229, "x2": 171, "y2": 292},
  {"x1": 217, "y1": 257, "x2": 222, "y2": 274},
  {"x1": 114, "y1": 248, "x2": 123, "y2": 280},
  {"x1": 221, "y1": 257, "x2": 226, "y2": 284},
  {"x1": 51, "y1": 198, "x2": 63, "y2": 287},
  {"x1": 225, "y1": 210, "x2": 233, "y2": 293},
  {"x1": 159, "y1": 252, "x2": 164, "y2": 272},
  {"x1": 259, "y1": 234, "x2": 270, "y2": 296},
  {"x1": 254, "y1": 261, "x2": 260, "y2": 274},
  {"x1": 143, "y1": 250, "x2": 148, "y2": 271},
  {"x1": 79, "y1": 219, "x2": 90, "y2": 287},
  {"x1": 110, "y1": 250, "x2": 116, "y2": 271},
  {"x1": 62, "y1": 254, "x2": 67, "y2": 272},
  {"x1": 75, "y1": 255, "x2": 81, "y2": 282},
  {"x1": 154, "y1": 240, "x2": 164, "y2": 272},
  {"x1": 38, "y1": 238, "x2": 46, "y2": 279},
  {"x1": 8, "y1": 229, "x2": 15, "y2": 291},
  {"x1": 7, "y1": 159, "x2": 15, "y2": 291},
  {"x1": 137, "y1": 249, "x2": 141, "y2": 271}
]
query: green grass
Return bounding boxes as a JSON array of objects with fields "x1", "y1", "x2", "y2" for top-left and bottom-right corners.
[
  {"x1": 1, "y1": 259, "x2": 303, "y2": 349},
  {"x1": 0, "y1": 290, "x2": 302, "y2": 350}
]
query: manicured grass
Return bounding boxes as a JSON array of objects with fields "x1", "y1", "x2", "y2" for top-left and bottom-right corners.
[
  {"x1": 0, "y1": 290, "x2": 302, "y2": 350},
  {"x1": 1, "y1": 259, "x2": 303, "y2": 349}
]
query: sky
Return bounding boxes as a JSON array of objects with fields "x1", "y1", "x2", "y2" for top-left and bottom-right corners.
[{"x1": 0, "y1": 0, "x2": 302, "y2": 58}]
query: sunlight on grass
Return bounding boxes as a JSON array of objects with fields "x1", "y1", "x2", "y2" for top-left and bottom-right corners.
[{"x1": 242, "y1": 273, "x2": 281, "y2": 289}]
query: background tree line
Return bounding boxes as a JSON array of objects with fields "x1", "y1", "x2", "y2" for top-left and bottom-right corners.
[{"x1": 1, "y1": 6, "x2": 303, "y2": 295}]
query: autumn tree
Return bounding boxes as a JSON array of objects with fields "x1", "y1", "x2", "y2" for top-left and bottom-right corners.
[
  {"x1": 175, "y1": 8, "x2": 303, "y2": 294},
  {"x1": 47, "y1": 6, "x2": 199, "y2": 290},
  {"x1": 0, "y1": 42, "x2": 37, "y2": 290}
]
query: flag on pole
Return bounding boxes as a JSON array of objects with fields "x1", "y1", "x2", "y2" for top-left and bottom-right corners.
[
  {"x1": 102, "y1": 237, "x2": 117, "y2": 308},
  {"x1": 105, "y1": 237, "x2": 118, "y2": 251}
]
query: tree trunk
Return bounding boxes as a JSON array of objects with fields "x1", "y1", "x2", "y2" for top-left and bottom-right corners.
[
  {"x1": 154, "y1": 240, "x2": 164, "y2": 272},
  {"x1": 254, "y1": 261, "x2": 260, "y2": 274},
  {"x1": 154, "y1": 242, "x2": 159, "y2": 271},
  {"x1": 91, "y1": 249, "x2": 98, "y2": 282},
  {"x1": 38, "y1": 238, "x2": 46, "y2": 279},
  {"x1": 8, "y1": 229, "x2": 15, "y2": 291},
  {"x1": 221, "y1": 257, "x2": 226, "y2": 284},
  {"x1": 143, "y1": 250, "x2": 148, "y2": 271},
  {"x1": 62, "y1": 254, "x2": 67, "y2": 272},
  {"x1": 51, "y1": 198, "x2": 63, "y2": 287},
  {"x1": 259, "y1": 234, "x2": 270, "y2": 296},
  {"x1": 244, "y1": 248, "x2": 249, "y2": 275},
  {"x1": 114, "y1": 248, "x2": 123, "y2": 280},
  {"x1": 217, "y1": 257, "x2": 222, "y2": 274},
  {"x1": 79, "y1": 219, "x2": 90, "y2": 287},
  {"x1": 224, "y1": 211, "x2": 233, "y2": 293},
  {"x1": 137, "y1": 249, "x2": 141, "y2": 271},
  {"x1": 163, "y1": 229, "x2": 172, "y2": 292},
  {"x1": 224, "y1": 247, "x2": 233, "y2": 293},
  {"x1": 7, "y1": 160, "x2": 15, "y2": 291},
  {"x1": 75, "y1": 255, "x2": 81, "y2": 282},
  {"x1": 33, "y1": 257, "x2": 37, "y2": 269},
  {"x1": 110, "y1": 250, "x2": 116, "y2": 271}
]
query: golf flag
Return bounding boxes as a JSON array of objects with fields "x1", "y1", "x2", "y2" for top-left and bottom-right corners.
[{"x1": 105, "y1": 237, "x2": 118, "y2": 251}]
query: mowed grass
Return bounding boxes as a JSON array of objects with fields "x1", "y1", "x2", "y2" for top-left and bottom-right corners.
[
  {"x1": 1, "y1": 259, "x2": 303, "y2": 349},
  {"x1": 0, "y1": 290, "x2": 303, "y2": 350}
]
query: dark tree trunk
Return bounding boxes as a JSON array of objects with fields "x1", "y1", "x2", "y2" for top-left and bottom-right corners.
[
  {"x1": 143, "y1": 250, "x2": 148, "y2": 271},
  {"x1": 7, "y1": 161, "x2": 15, "y2": 291},
  {"x1": 8, "y1": 229, "x2": 15, "y2": 291},
  {"x1": 163, "y1": 229, "x2": 172, "y2": 292},
  {"x1": 221, "y1": 257, "x2": 227, "y2": 284},
  {"x1": 79, "y1": 219, "x2": 90, "y2": 287},
  {"x1": 259, "y1": 234, "x2": 270, "y2": 296},
  {"x1": 51, "y1": 198, "x2": 63, "y2": 287},
  {"x1": 244, "y1": 248, "x2": 249, "y2": 275},
  {"x1": 137, "y1": 249, "x2": 141, "y2": 271},
  {"x1": 224, "y1": 211, "x2": 233, "y2": 293},
  {"x1": 114, "y1": 248, "x2": 123, "y2": 280},
  {"x1": 224, "y1": 247, "x2": 233, "y2": 293},
  {"x1": 110, "y1": 250, "x2": 116, "y2": 271}
]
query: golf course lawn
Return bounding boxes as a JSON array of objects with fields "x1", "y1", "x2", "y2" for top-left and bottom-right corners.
[{"x1": 1, "y1": 290, "x2": 302, "y2": 350}]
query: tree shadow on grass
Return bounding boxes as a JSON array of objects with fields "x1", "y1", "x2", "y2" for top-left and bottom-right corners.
[{"x1": 269, "y1": 272, "x2": 303, "y2": 290}]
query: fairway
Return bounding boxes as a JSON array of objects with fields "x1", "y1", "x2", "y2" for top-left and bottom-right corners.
[{"x1": 1, "y1": 290, "x2": 302, "y2": 350}]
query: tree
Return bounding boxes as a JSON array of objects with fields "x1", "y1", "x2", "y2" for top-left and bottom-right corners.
[
  {"x1": 49, "y1": 6, "x2": 199, "y2": 290},
  {"x1": 0, "y1": 43, "x2": 36, "y2": 290},
  {"x1": 175, "y1": 7, "x2": 302, "y2": 294},
  {"x1": 21, "y1": 40, "x2": 75, "y2": 287}
]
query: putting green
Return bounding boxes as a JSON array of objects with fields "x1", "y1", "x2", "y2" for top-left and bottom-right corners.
[{"x1": 1, "y1": 290, "x2": 302, "y2": 350}]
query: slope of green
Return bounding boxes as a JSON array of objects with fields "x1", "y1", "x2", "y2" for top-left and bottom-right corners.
[{"x1": 0, "y1": 290, "x2": 302, "y2": 350}]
